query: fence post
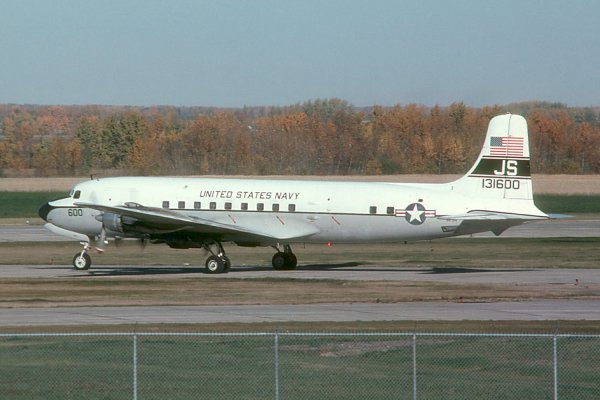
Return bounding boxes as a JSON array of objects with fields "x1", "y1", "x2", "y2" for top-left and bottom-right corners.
[
  {"x1": 133, "y1": 334, "x2": 138, "y2": 400},
  {"x1": 274, "y1": 333, "x2": 280, "y2": 400},
  {"x1": 413, "y1": 334, "x2": 417, "y2": 400},
  {"x1": 553, "y1": 335, "x2": 558, "y2": 400}
]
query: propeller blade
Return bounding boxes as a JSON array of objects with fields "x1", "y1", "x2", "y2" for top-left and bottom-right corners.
[{"x1": 95, "y1": 228, "x2": 107, "y2": 253}]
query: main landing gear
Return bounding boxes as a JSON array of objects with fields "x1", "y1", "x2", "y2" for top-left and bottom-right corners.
[
  {"x1": 203, "y1": 242, "x2": 297, "y2": 274},
  {"x1": 203, "y1": 241, "x2": 231, "y2": 274},
  {"x1": 202, "y1": 242, "x2": 298, "y2": 273},
  {"x1": 70, "y1": 239, "x2": 298, "y2": 274},
  {"x1": 272, "y1": 244, "x2": 297, "y2": 270}
]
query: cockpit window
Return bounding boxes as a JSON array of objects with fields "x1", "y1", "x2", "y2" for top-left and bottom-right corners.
[{"x1": 73, "y1": 190, "x2": 81, "y2": 199}]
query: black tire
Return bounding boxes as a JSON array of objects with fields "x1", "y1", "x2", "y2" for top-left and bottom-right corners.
[
  {"x1": 222, "y1": 256, "x2": 231, "y2": 273},
  {"x1": 205, "y1": 255, "x2": 225, "y2": 274},
  {"x1": 272, "y1": 252, "x2": 297, "y2": 270},
  {"x1": 286, "y1": 253, "x2": 298, "y2": 269},
  {"x1": 72, "y1": 252, "x2": 92, "y2": 270},
  {"x1": 272, "y1": 252, "x2": 287, "y2": 270}
]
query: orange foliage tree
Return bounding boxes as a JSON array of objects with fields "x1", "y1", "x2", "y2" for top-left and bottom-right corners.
[{"x1": 1, "y1": 102, "x2": 599, "y2": 177}]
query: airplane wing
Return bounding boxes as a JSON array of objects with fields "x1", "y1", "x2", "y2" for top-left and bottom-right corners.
[{"x1": 74, "y1": 201, "x2": 320, "y2": 242}]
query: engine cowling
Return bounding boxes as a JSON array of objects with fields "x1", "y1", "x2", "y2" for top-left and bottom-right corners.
[
  {"x1": 99, "y1": 212, "x2": 124, "y2": 233},
  {"x1": 96, "y1": 212, "x2": 138, "y2": 234}
]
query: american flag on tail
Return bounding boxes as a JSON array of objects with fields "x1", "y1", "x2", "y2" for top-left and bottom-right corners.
[{"x1": 489, "y1": 136, "x2": 524, "y2": 157}]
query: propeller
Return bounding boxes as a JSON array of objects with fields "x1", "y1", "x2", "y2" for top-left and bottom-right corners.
[
  {"x1": 95, "y1": 228, "x2": 108, "y2": 253},
  {"x1": 94, "y1": 211, "x2": 148, "y2": 251},
  {"x1": 139, "y1": 238, "x2": 148, "y2": 250}
]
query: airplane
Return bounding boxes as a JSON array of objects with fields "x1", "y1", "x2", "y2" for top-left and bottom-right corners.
[{"x1": 38, "y1": 113, "x2": 549, "y2": 273}]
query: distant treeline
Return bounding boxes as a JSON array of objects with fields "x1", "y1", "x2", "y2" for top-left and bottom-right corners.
[{"x1": 1, "y1": 100, "x2": 599, "y2": 177}]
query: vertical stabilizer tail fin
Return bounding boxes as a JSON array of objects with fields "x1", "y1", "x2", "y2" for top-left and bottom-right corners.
[{"x1": 451, "y1": 114, "x2": 543, "y2": 215}]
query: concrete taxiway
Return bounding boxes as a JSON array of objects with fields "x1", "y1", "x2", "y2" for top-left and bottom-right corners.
[{"x1": 1, "y1": 301, "x2": 599, "y2": 326}]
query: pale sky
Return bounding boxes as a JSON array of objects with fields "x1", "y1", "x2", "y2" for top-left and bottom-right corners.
[{"x1": 1, "y1": 0, "x2": 598, "y2": 107}]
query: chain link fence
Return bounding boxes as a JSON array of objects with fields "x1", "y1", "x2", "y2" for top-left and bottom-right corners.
[{"x1": 1, "y1": 332, "x2": 599, "y2": 399}]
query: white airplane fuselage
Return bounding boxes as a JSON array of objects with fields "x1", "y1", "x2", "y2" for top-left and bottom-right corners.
[
  {"x1": 42, "y1": 177, "x2": 484, "y2": 245},
  {"x1": 39, "y1": 114, "x2": 549, "y2": 273}
]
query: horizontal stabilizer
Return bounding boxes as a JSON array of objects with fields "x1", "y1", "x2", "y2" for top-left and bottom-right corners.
[
  {"x1": 546, "y1": 213, "x2": 573, "y2": 219},
  {"x1": 439, "y1": 211, "x2": 549, "y2": 222}
]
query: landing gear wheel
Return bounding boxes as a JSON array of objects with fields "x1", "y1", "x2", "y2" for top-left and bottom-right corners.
[
  {"x1": 272, "y1": 252, "x2": 297, "y2": 270},
  {"x1": 202, "y1": 241, "x2": 231, "y2": 274},
  {"x1": 272, "y1": 252, "x2": 287, "y2": 270},
  {"x1": 222, "y1": 256, "x2": 231, "y2": 272},
  {"x1": 286, "y1": 253, "x2": 298, "y2": 269},
  {"x1": 73, "y1": 252, "x2": 92, "y2": 270},
  {"x1": 205, "y1": 255, "x2": 225, "y2": 274}
]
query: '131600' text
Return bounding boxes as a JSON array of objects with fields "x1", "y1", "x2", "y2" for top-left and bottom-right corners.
[{"x1": 481, "y1": 178, "x2": 521, "y2": 189}]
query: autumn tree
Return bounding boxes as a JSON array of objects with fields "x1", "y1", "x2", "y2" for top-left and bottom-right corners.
[
  {"x1": 76, "y1": 116, "x2": 101, "y2": 170},
  {"x1": 95, "y1": 111, "x2": 149, "y2": 169},
  {"x1": 1, "y1": 102, "x2": 600, "y2": 177}
]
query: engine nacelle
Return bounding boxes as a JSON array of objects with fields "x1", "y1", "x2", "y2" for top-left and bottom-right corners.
[
  {"x1": 99, "y1": 212, "x2": 124, "y2": 233},
  {"x1": 97, "y1": 212, "x2": 138, "y2": 234}
]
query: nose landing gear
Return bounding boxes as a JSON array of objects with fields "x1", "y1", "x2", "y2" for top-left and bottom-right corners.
[{"x1": 73, "y1": 242, "x2": 93, "y2": 270}]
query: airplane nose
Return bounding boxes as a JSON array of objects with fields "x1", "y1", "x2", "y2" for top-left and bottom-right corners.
[{"x1": 38, "y1": 202, "x2": 54, "y2": 222}]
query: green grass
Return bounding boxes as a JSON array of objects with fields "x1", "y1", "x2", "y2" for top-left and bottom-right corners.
[
  {"x1": 534, "y1": 194, "x2": 600, "y2": 214},
  {"x1": 0, "y1": 192, "x2": 65, "y2": 218},
  {"x1": 1, "y1": 334, "x2": 599, "y2": 399}
]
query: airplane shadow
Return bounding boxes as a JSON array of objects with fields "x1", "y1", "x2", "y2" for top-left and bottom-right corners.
[
  {"x1": 55, "y1": 263, "x2": 531, "y2": 277},
  {"x1": 423, "y1": 267, "x2": 533, "y2": 274},
  {"x1": 67, "y1": 266, "x2": 206, "y2": 277}
]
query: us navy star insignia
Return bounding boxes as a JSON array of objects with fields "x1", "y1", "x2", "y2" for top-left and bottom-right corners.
[{"x1": 395, "y1": 203, "x2": 436, "y2": 225}]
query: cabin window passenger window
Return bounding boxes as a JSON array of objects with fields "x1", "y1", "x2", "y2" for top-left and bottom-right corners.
[
  {"x1": 369, "y1": 206, "x2": 377, "y2": 214},
  {"x1": 73, "y1": 190, "x2": 81, "y2": 199},
  {"x1": 194, "y1": 202, "x2": 201, "y2": 209},
  {"x1": 210, "y1": 202, "x2": 217, "y2": 210},
  {"x1": 241, "y1": 203, "x2": 248, "y2": 211},
  {"x1": 272, "y1": 203, "x2": 280, "y2": 212},
  {"x1": 162, "y1": 201, "x2": 170, "y2": 209},
  {"x1": 288, "y1": 204, "x2": 296, "y2": 212},
  {"x1": 387, "y1": 206, "x2": 395, "y2": 215},
  {"x1": 257, "y1": 203, "x2": 264, "y2": 211},
  {"x1": 178, "y1": 201, "x2": 185, "y2": 209},
  {"x1": 225, "y1": 202, "x2": 232, "y2": 210}
]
